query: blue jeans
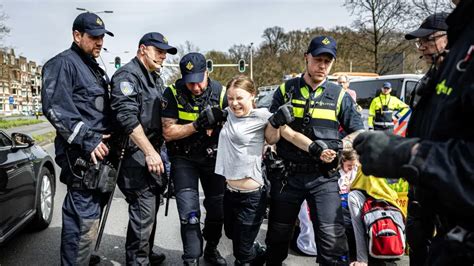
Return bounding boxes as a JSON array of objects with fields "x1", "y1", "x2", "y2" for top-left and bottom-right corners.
[{"x1": 224, "y1": 187, "x2": 267, "y2": 263}]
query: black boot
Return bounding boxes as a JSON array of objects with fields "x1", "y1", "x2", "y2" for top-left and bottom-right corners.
[
  {"x1": 204, "y1": 241, "x2": 227, "y2": 265},
  {"x1": 251, "y1": 242, "x2": 266, "y2": 266},
  {"x1": 89, "y1": 254, "x2": 101, "y2": 265},
  {"x1": 150, "y1": 251, "x2": 166, "y2": 265},
  {"x1": 183, "y1": 258, "x2": 199, "y2": 266}
]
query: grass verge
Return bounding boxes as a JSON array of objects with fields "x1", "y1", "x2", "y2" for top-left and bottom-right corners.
[
  {"x1": 32, "y1": 131, "x2": 56, "y2": 146},
  {"x1": 0, "y1": 118, "x2": 43, "y2": 129}
]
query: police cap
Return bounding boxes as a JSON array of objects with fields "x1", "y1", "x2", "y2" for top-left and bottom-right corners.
[
  {"x1": 179, "y1": 52, "x2": 207, "y2": 83},
  {"x1": 73, "y1": 12, "x2": 114, "y2": 37},
  {"x1": 405, "y1": 12, "x2": 449, "y2": 40},
  {"x1": 139, "y1": 32, "x2": 177, "y2": 55},
  {"x1": 307, "y1": 36, "x2": 337, "y2": 59}
]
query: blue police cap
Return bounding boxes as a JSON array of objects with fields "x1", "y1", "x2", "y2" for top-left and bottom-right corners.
[
  {"x1": 179, "y1": 52, "x2": 207, "y2": 83},
  {"x1": 307, "y1": 36, "x2": 337, "y2": 58},
  {"x1": 383, "y1": 82, "x2": 392, "y2": 88},
  {"x1": 405, "y1": 12, "x2": 449, "y2": 40},
  {"x1": 139, "y1": 32, "x2": 177, "y2": 55},
  {"x1": 73, "y1": 12, "x2": 114, "y2": 37}
]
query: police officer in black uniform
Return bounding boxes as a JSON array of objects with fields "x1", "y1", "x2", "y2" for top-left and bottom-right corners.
[
  {"x1": 354, "y1": 0, "x2": 474, "y2": 264},
  {"x1": 265, "y1": 36, "x2": 364, "y2": 265},
  {"x1": 41, "y1": 12, "x2": 114, "y2": 265},
  {"x1": 404, "y1": 12, "x2": 448, "y2": 266},
  {"x1": 161, "y1": 52, "x2": 227, "y2": 266},
  {"x1": 110, "y1": 32, "x2": 177, "y2": 265}
]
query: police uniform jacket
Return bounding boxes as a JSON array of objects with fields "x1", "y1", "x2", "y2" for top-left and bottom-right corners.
[
  {"x1": 270, "y1": 76, "x2": 364, "y2": 166},
  {"x1": 161, "y1": 78, "x2": 227, "y2": 158},
  {"x1": 41, "y1": 43, "x2": 112, "y2": 182},
  {"x1": 110, "y1": 57, "x2": 165, "y2": 189},
  {"x1": 407, "y1": 0, "x2": 474, "y2": 230}
]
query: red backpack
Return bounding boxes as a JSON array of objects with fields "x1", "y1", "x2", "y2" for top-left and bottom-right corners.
[{"x1": 362, "y1": 196, "x2": 406, "y2": 259}]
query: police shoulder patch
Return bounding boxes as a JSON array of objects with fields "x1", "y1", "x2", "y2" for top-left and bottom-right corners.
[
  {"x1": 161, "y1": 98, "x2": 168, "y2": 110},
  {"x1": 120, "y1": 81, "x2": 134, "y2": 96}
]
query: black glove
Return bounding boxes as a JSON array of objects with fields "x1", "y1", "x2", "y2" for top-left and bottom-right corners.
[
  {"x1": 268, "y1": 104, "x2": 294, "y2": 128},
  {"x1": 308, "y1": 139, "x2": 342, "y2": 158},
  {"x1": 353, "y1": 131, "x2": 419, "y2": 179},
  {"x1": 193, "y1": 106, "x2": 225, "y2": 131}
]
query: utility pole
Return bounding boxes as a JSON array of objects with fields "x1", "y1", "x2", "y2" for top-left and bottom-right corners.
[{"x1": 250, "y1": 42, "x2": 254, "y2": 80}]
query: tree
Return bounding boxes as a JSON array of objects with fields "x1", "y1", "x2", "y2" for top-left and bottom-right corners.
[
  {"x1": 344, "y1": 0, "x2": 412, "y2": 74},
  {"x1": 261, "y1": 26, "x2": 286, "y2": 55},
  {"x1": 410, "y1": 0, "x2": 454, "y2": 20},
  {"x1": 0, "y1": 5, "x2": 10, "y2": 47}
]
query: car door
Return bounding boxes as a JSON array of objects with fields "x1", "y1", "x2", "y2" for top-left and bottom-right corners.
[{"x1": 0, "y1": 131, "x2": 36, "y2": 239}]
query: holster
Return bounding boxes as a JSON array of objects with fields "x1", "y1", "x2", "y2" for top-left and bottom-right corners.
[
  {"x1": 82, "y1": 161, "x2": 117, "y2": 193},
  {"x1": 263, "y1": 149, "x2": 288, "y2": 182}
]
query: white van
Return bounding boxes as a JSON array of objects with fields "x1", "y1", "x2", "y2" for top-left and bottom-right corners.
[{"x1": 349, "y1": 74, "x2": 423, "y2": 134}]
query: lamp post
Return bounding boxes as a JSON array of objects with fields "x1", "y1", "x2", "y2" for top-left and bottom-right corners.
[
  {"x1": 249, "y1": 42, "x2": 254, "y2": 80},
  {"x1": 76, "y1": 7, "x2": 114, "y2": 14}
]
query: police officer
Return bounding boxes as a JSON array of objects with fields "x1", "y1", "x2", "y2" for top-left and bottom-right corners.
[
  {"x1": 110, "y1": 32, "x2": 177, "y2": 265},
  {"x1": 367, "y1": 82, "x2": 409, "y2": 131},
  {"x1": 41, "y1": 12, "x2": 114, "y2": 265},
  {"x1": 404, "y1": 12, "x2": 449, "y2": 266},
  {"x1": 161, "y1": 52, "x2": 227, "y2": 266},
  {"x1": 354, "y1": 0, "x2": 474, "y2": 264},
  {"x1": 265, "y1": 36, "x2": 364, "y2": 265}
]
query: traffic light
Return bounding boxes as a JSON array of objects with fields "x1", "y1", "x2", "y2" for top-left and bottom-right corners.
[
  {"x1": 206, "y1": 59, "x2": 213, "y2": 73},
  {"x1": 114, "y1": 56, "x2": 121, "y2": 69},
  {"x1": 238, "y1": 59, "x2": 246, "y2": 73}
]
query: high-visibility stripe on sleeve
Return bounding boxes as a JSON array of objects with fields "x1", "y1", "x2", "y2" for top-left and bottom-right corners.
[{"x1": 68, "y1": 121, "x2": 84, "y2": 144}]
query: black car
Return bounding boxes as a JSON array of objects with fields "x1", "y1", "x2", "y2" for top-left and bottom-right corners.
[{"x1": 0, "y1": 130, "x2": 56, "y2": 244}]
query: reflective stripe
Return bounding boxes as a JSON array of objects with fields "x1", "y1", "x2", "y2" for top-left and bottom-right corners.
[
  {"x1": 336, "y1": 89, "x2": 345, "y2": 116},
  {"x1": 374, "y1": 121, "x2": 394, "y2": 126},
  {"x1": 311, "y1": 108, "x2": 337, "y2": 121},
  {"x1": 293, "y1": 107, "x2": 304, "y2": 118},
  {"x1": 178, "y1": 111, "x2": 198, "y2": 121},
  {"x1": 292, "y1": 99, "x2": 306, "y2": 105},
  {"x1": 68, "y1": 121, "x2": 84, "y2": 144},
  {"x1": 219, "y1": 86, "x2": 226, "y2": 109}
]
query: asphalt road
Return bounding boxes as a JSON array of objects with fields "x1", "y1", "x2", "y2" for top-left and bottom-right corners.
[
  {"x1": 4, "y1": 117, "x2": 53, "y2": 136},
  {"x1": 0, "y1": 144, "x2": 321, "y2": 266}
]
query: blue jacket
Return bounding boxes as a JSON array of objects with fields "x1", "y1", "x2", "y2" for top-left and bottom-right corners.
[{"x1": 42, "y1": 43, "x2": 112, "y2": 164}]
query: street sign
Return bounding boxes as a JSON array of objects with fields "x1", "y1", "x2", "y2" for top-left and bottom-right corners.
[{"x1": 8, "y1": 96, "x2": 14, "y2": 104}]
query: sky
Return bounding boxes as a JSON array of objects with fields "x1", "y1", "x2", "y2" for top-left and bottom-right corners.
[{"x1": 1, "y1": 0, "x2": 352, "y2": 76}]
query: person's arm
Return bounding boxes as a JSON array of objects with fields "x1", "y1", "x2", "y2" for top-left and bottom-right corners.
[
  {"x1": 368, "y1": 98, "x2": 377, "y2": 130},
  {"x1": 41, "y1": 57, "x2": 104, "y2": 157},
  {"x1": 280, "y1": 125, "x2": 336, "y2": 162},
  {"x1": 129, "y1": 124, "x2": 164, "y2": 174},
  {"x1": 394, "y1": 97, "x2": 410, "y2": 118},
  {"x1": 280, "y1": 125, "x2": 311, "y2": 151},
  {"x1": 264, "y1": 123, "x2": 280, "y2": 144},
  {"x1": 162, "y1": 117, "x2": 197, "y2": 141},
  {"x1": 110, "y1": 71, "x2": 163, "y2": 174}
]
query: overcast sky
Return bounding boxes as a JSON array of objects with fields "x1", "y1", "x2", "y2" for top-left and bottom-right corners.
[{"x1": 1, "y1": 0, "x2": 351, "y2": 75}]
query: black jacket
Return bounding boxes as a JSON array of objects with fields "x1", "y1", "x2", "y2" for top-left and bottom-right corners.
[
  {"x1": 42, "y1": 43, "x2": 112, "y2": 168},
  {"x1": 110, "y1": 57, "x2": 165, "y2": 189},
  {"x1": 409, "y1": 0, "x2": 474, "y2": 229}
]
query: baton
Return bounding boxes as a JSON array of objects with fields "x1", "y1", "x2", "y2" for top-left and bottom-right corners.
[{"x1": 94, "y1": 137, "x2": 128, "y2": 252}]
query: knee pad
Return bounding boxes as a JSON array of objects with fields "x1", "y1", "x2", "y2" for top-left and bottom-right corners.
[
  {"x1": 176, "y1": 188, "x2": 201, "y2": 224},
  {"x1": 203, "y1": 194, "x2": 224, "y2": 221}
]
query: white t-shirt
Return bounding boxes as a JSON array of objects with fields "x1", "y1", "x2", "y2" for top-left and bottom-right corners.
[{"x1": 215, "y1": 107, "x2": 271, "y2": 185}]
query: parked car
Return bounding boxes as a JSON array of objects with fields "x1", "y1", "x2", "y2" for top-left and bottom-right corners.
[
  {"x1": 256, "y1": 85, "x2": 278, "y2": 109},
  {"x1": 349, "y1": 74, "x2": 423, "y2": 133},
  {"x1": 0, "y1": 130, "x2": 56, "y2": 245}
]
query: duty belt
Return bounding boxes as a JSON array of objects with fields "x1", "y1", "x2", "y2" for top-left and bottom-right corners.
[{"x1": 286, "y1": 162, "x2": 321, "y2": 174}]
